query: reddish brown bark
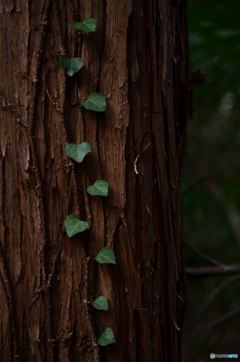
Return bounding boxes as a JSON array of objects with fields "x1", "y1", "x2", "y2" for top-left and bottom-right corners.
[{"x1": 0, "y1": 0, "x2": 189, "y2": 361}]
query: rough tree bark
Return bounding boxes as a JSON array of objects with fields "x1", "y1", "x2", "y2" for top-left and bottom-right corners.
[{"x1": 0, "y1": 0, "x2": 189, "y2": 361}]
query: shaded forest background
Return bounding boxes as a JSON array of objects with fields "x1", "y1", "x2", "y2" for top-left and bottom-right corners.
[{"x1": 183, "y1": 0, "x2": 240, "y2": 360}]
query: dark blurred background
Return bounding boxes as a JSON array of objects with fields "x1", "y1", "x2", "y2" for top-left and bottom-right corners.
[{"x1": 182, "y1": 0, "x2": 240, "y2": 360}]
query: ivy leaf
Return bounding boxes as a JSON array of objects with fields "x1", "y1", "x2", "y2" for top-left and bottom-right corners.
[
  {"x1": 64, "y1": 215, "x2": 89, "y2": 237},
  {"x1": 98, "y1": 328, "x2": 116, "y2": 346},
  {"x1": 87, "y1": 179, "x2": 109, "y2": 197},
  {"x1": 60, "y1": 55, "x2": 84, "y2": 76},
  {"x1": 82, "y1": 92, "x2": 106, "y2": 112},
  {"x1": 92, "y1": 296, "x2": 109, "y2": 311},
  {"x1": 74, "y1": 18, "x2": 97, "y2": 32},
  {"x1": 65, "y1": 142, "x2": 91, "y2": 163},
  {"x1": 95, "y1": 247, "x2": 116, "y2": 264}
]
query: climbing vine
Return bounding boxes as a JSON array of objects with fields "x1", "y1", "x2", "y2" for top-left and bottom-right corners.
[{"x1": 60, "y1": 17, "x2": 116, "y2": 347}]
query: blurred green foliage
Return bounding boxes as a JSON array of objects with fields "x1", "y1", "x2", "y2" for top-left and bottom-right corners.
[
  {"x1": 189, "y1": 0, "x2": 240, "y2": 116},
  {"x1": 183, "y1": 0, "x2": 240, "y2": 360}
]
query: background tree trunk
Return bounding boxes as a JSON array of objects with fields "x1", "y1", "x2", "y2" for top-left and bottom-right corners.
[{"x1": 0, "y1": 0, "x2": 189, "y2": 361}]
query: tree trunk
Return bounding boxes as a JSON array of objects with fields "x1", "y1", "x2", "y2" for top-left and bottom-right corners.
[{"x1": 0, "y1": 0, "x2": 189, "y2": 361}]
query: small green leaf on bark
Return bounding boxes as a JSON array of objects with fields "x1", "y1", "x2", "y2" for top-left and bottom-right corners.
[
  {"x1": 95, "y1": 247, "x2": 116, "y2": 264},
  {"x1": 98, "y1": 328, "x2": 116, "y2": 346},
  {"x1": 81, "y1": 92, "x2": 106, "y2": 112},
  {"x1": 60, "y1": 56, "x2": 84, "y2": 76},
  {"x1": 74, "y1": 18, "x2": 97, "y2": 32},
  {"x1": 64, "y1": 215, "x2": 89, "y2": 237},
  {"x1": 92, "y1": 296, "x2": 109, "y2": 311},
  {"x1": 87, "y1": 179, "x2": 109, "y2": 197},
  {"x1": 65, "y1": 142, "x2": 91, "y2": 163}
]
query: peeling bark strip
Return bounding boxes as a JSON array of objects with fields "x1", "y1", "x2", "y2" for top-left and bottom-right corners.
[{"x1": 0, "y1": 0, "x2": 189, "y2": 361}]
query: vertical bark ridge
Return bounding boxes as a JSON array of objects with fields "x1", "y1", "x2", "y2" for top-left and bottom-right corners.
[
  {"x1": 27, "y1": 1, "x2": 54, "y2": 360},
  {"x1": 0, "y1": 244, "x2": 18, "y2": 359},
  {"x1": 124, "y1": 0, "x2": 188, "y2": 360}
]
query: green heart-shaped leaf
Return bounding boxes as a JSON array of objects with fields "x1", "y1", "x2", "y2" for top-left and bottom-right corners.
[
  {"x1": 98, "y1": 328, "x2": 116, "y2": 346},
  {"x1": 65, "y1": 142, "x2": 91, "y2": 163},
  {"x1": 92, "y1": 296, "x2": 109, "y2": 311},
  {"x1": 64, "y1": 215, "x2": 89, "y2": 237},
  {"x1": 74, "y1": 18, "x2": 97, "y2": 32},
  {"x1": 95, "y1": 247, "x2": 116, "y2": 264},
  {"x1": 60, "y1": 56, "x2": 84, "y2": 76},
  {"x1": 87, "y1": 179, "x2": 109, "y2": 197},
  {"x1": 82, "y1": 92, "x2": 106, "y2": 112}
]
